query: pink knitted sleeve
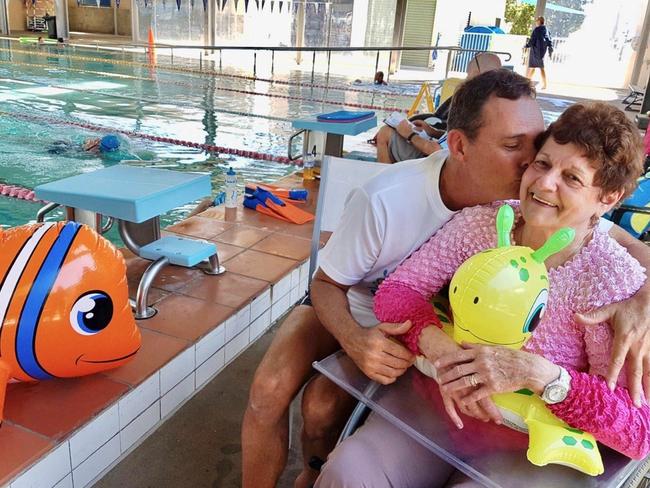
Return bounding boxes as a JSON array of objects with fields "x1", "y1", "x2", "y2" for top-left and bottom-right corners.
[
  {"x1": 543, "y1": 231, "x2": 650, "y2": 459},
  {"x1": 374, "y1": 205, "x2": 499, "y2": 353},
  {"x1": 549, "y1": 369, "x2": 650, "y2": 459}
]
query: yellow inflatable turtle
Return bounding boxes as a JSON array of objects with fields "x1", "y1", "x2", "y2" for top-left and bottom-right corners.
[{"x1": 417, "y1": 204, "x2": 604, "y2": 476}]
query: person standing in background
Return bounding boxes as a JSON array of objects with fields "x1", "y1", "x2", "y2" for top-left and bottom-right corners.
[{"x1": 526, "y1": 16, "x2": 554, "y2": 90}]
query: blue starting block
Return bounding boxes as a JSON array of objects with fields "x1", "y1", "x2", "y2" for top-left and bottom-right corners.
[
  {"x1": 34, "y1": 165, "x2": 226, "y2": 320},
  {"x1": 140, "y1": 236, "x2": 217, "y2": 267}
]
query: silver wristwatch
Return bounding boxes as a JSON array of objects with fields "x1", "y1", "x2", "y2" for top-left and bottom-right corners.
[{"x1": 541, "y1": 366, "x2": 571, "y2": 404}]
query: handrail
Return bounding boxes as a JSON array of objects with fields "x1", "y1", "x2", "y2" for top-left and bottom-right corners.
[
  {"x1": 1, "y1": 34, "x2": 512, "y2": 83},
  {"x1": 0, "y1": 35, "x2": 511, "y2": 61}
]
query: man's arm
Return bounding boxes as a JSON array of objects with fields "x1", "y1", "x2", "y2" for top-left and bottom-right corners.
[
  {"x1": 395, "y1": 119, "x2": 441, "y2": 156},
  {"x1": 310, "y1": 269, "x2": 414, "y2": 385},
  {"x1": 575, "y1": 224, "x2": 650, "y2": 405}
]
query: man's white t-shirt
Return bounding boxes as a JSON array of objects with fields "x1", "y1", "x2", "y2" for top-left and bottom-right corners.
[{"x1": 318, "y1": 150, "x2": 455, "y2": 327}]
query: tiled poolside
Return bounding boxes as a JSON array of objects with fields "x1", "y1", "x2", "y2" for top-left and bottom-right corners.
[{"x1": 0, "y1": 174, "x2": 318, "y2": 488}]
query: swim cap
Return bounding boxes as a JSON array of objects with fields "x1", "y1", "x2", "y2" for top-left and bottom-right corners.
[{"x1": 99, "y1": 135, "x2": 120, "y2": 152}]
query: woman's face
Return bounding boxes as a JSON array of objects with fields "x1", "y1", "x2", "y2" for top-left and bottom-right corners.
[{"x1": 519, "y1": 137, "x2": 622, "y2": 232}]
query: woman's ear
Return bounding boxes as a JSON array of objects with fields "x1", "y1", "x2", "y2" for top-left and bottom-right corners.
[
  {"x1": 600, "y1": 189, "x2": 625, "y2": 213},
  {"x1": 446, "y1": 129, "x2": 467, "y2": 161}
]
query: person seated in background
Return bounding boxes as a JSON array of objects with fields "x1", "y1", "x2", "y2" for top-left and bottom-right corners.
[
  {"x1": 374, "y1": 71, "x2": 387, "y2": 85},
  {"x1": 375, "y1": 52, "x2": 502, "y2": 163},
  {"x1": 316, "y1": 102, "x2": 649, "y2": 486}
]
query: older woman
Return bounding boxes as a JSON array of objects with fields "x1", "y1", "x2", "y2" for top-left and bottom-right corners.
[{"x1": 315, "y1": 102, "x2": 647, "y2": 487}]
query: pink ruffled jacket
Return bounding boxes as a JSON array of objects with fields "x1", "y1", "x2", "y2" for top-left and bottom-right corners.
[{"x1": 374, "y1": 203, "x2": 650, "y2": 459}]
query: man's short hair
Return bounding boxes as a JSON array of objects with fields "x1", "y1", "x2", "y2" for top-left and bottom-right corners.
[{"x1": 447, "y1": 69, "x2": 536, "y2": 141}]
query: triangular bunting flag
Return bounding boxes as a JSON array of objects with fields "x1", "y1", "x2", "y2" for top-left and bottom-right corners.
[
  {"x1": 176, "y1": 0, "x2": 181, "y2": 10},
  {"x1": 270, "y1": 0, "x2": 273, "y2": 12},
  {"x1": 116, "y1": 0, "x2": 120, "y2": 7},
  {"x1": 278, "y1": 1, "x2": 282, "y2": 12},
  {"x1": 244, "y1": 0, "x2": 249, "y2": 10},
  {"x1": 203, "y1": 0, "x2": 207, "y2": 9},
  {"x1": 233, "y1": 0, "x2": 238, "y2": 10},
  {"x1": 221, "y1": 0, "x2": 227, "y2": 10},
  {"x1": 254, "y1": 0, "x2": 258, "y2": 9}
]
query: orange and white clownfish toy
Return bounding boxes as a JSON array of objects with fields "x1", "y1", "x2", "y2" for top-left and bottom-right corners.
[{"x1": 0, "y1": 221, "x2": 141, "y2": 423}]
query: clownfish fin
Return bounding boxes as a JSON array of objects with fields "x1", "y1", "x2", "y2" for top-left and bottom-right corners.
[{"x1": 0, "y1": 360, "x2": 10, "y2": 425}]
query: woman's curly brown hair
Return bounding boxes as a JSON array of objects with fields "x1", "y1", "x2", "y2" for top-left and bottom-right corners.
[{"x1": 534, "y1": 102, "x2": 644, "y2": 200}]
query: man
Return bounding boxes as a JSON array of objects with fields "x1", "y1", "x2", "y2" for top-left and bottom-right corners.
[
  {"x1": 242, "y1": 70, "x2": 650, "y2": 488},
  {"x1": 375, "y1": 52, "x2": 502, "y2": 163}
]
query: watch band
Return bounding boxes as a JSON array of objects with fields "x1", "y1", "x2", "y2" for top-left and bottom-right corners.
[{"x1": 406, "y1": 132, "x2": 418, "y2": 144}]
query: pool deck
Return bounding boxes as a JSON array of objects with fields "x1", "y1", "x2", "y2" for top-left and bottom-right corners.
[{"x1": 0, "y1": 173, "x2": 319, "y2": 488}]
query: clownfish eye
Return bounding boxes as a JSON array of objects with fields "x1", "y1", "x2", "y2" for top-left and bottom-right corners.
[
  {"x1": 523, "y1": 289, "x2": 548, "y2": 334},
  {"x1": 69, "y1": 291, "x2": 114, "y2": 335}
]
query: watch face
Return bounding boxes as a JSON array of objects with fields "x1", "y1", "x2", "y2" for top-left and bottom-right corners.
[{"x1": 547, "y1": 384, "x2": 568, "y2": 403}]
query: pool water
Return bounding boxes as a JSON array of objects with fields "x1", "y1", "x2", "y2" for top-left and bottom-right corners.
[{"x1": 0, "y1": 40, "x2": 413, "y2": 234}]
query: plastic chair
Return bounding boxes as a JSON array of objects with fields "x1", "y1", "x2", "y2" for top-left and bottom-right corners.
[
  {"x1": 623, "y1": 85, "x2": 645, "y2": 111},
  {"x1": 308, "y1": 156, "x2": 391, "y2": 281},
  {"x1": 607, "y1": 176, "x2": 650, "y2": 242},
  {"x1": 434, "y1": 77, "x2": 463, "y2": 109}
]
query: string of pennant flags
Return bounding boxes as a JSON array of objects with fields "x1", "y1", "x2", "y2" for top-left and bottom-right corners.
[
  {"x1": 140, "y1": 0, "x2": 318, "y2": 13},
  {"x1": 33, "y1": 0, "x2": 314, "y2": 13}
]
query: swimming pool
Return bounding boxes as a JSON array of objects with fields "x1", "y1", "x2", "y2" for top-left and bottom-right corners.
[{"x1": 0, "y1": 39, "x2": 413, "y2": 234}]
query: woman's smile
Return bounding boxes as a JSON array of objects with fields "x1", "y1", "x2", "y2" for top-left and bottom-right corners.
[{"x1": 530, "y1": 192, "x2": 558, "y2": 208}]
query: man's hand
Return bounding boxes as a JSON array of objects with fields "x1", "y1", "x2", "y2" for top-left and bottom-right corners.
[
  {"x1": 341, "y1": 321, "x2": 415, "y2": 384},
  {"x1": 411, "y1": 120, "x2": 433, "y2": 137},
  {"x1": 396, "y1": 119, "x2": 415, "y2": 139},
  {"x1": 575, "y1": 297, "x2": 650, "y2": 407}
]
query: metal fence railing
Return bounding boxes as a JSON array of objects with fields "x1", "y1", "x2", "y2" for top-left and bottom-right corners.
[{"x1": 0, "y1": 35, "x2": 512, "y2": 84}]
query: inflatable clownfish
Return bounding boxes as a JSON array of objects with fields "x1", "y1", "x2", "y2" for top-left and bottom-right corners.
[{"x1": 0, "y1": 221, "x2": 141, "y2": 423}]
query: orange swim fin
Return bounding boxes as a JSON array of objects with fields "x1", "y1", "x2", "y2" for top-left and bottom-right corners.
[
  {"x1": 254, "y1": 188, "x2": 314, "y2": 225},
  {"x1": 243, "y1": 194, "x2": 292, "y2": 222}
]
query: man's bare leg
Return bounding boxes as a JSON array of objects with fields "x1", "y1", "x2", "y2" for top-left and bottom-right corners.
[
  {"x1": 375, "y1": 126, "x2": 396, "y2": 164},
  {"x1": 294, "y1": 374, "x2": 359, "y2": 488},
  {"x1": 242, "y1": 305, "x2": 340, "y2": 488},
  {"x1": 540, "y1": 68, "x2": 547, "y2": 90}
]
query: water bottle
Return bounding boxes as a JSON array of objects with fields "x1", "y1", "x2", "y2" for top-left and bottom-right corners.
[
  {"x1": 303, "y1": 145, "x2": 316, "y2": 181},
  {"x1": 225, "y1": 167, "x2": 238, "y2": 208}
]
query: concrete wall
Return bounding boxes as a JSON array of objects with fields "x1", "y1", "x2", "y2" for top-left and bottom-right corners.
[{"x1": 67, "y1": 0, "x2": 131, "y2": 36}]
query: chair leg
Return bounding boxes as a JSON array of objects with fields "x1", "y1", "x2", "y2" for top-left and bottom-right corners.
[
  {"x1": 132, "y1": 257, "x2": 170, "y2": 319},
  {"x1": 201, "y1": 253, "x2": 226, "y2": 275}
]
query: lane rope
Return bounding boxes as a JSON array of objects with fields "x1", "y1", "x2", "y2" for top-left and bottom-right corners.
[
  {"x1": 0, "y1": 55, "x2": 407, "y2": 113},
  {"x1": 0, "y1": 110, "x2": 302, "y2": 165},
  {"x1": 0, "y1": 62, "x2": 294, "y2": 123},
  {"x1": 0, "y1": 44, "x2": 416, "y2": 98},
  {"x1": 0, "y1": 183, "x2": 42, "y2": 203}
]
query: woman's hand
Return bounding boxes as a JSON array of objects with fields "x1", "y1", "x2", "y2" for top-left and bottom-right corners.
[
  {"x1": 418, "y1": 328, "x2": 503, "y2": 427},
  {"x1": 434, "y1": 343, "x2": 560, "y2": 406}
]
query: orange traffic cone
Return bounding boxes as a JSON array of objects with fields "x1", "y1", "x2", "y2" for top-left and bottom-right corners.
[
  {"x1": 147, "y1": 27, "x2": 155, "y2": 53},
  {"x1": 147, "y1": 27, "x2": 156, "y2": 66}
]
